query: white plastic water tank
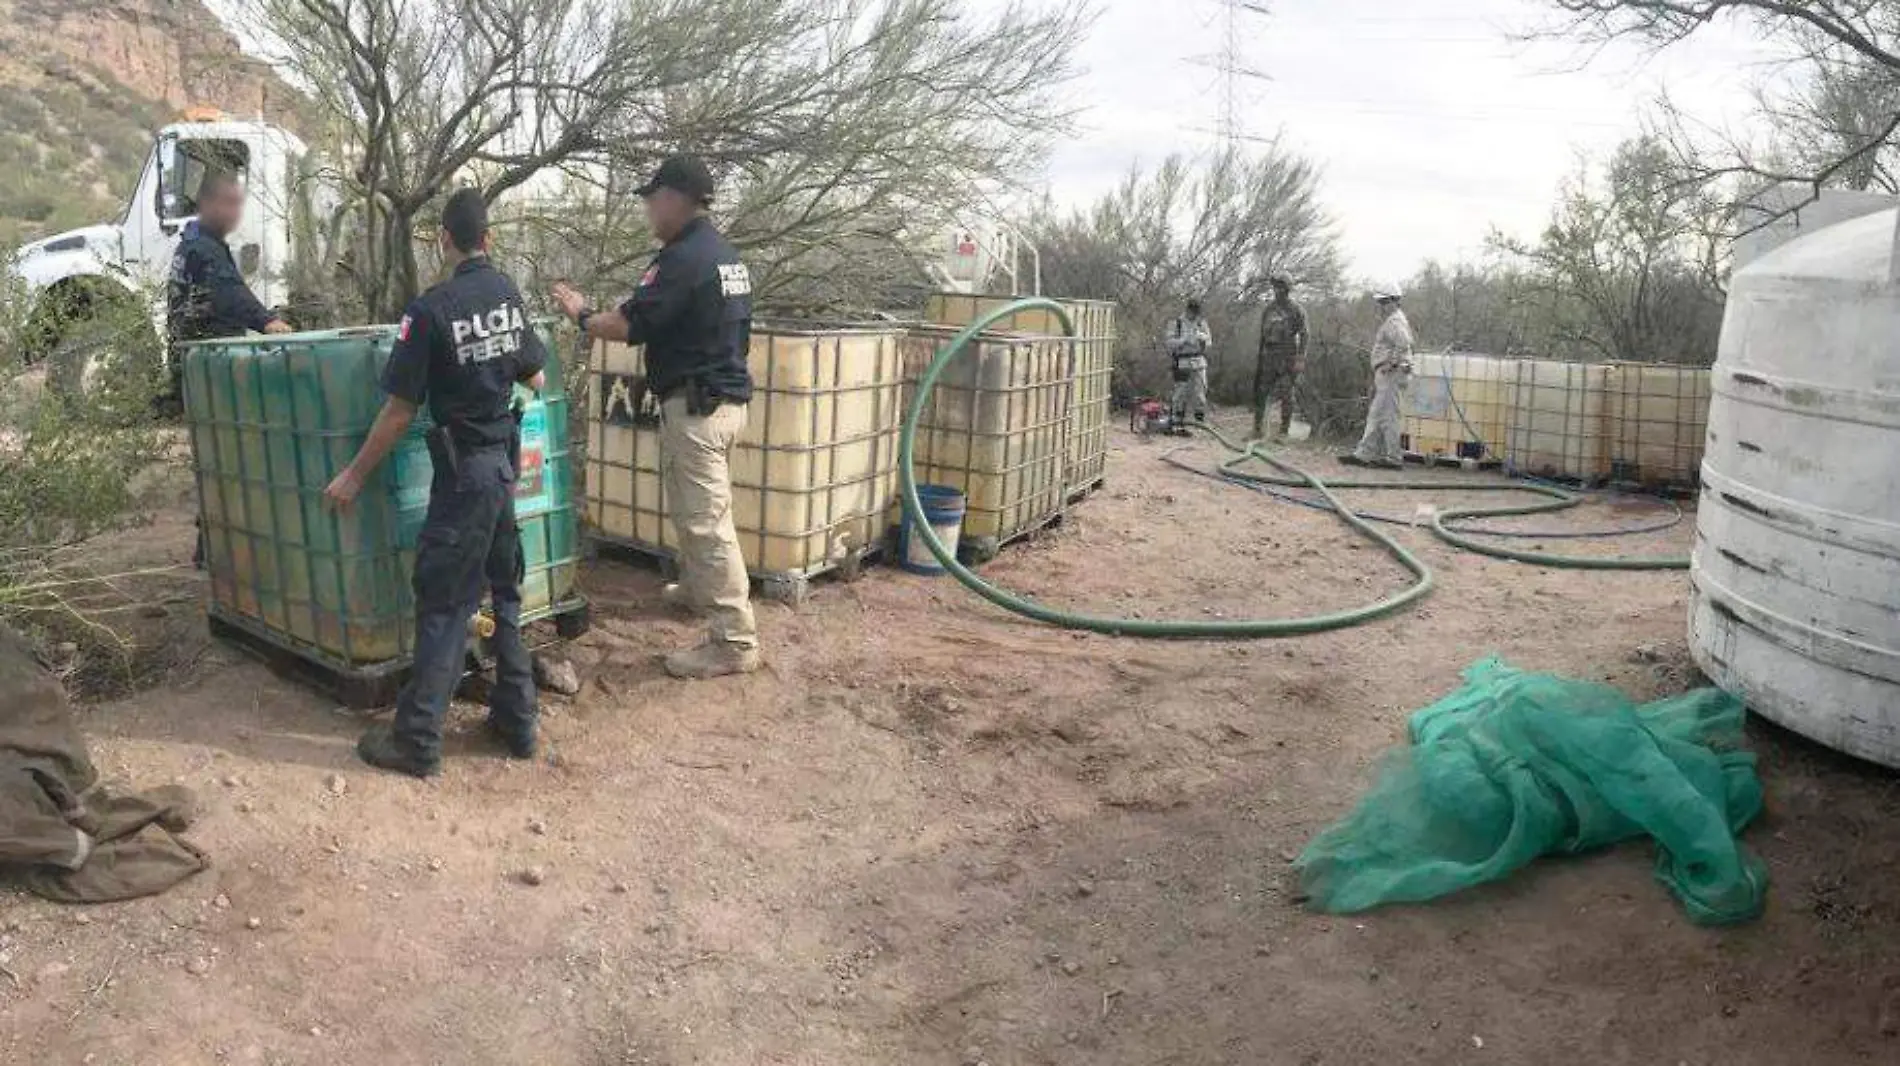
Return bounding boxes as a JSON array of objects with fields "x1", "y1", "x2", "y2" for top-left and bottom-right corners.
[
  {"x1": 1690, "y1": 207, "x2": 1900, "y2": 766},
  {"x1": 1730, "y1": 183, "x2": 1897, "y2": 270}
]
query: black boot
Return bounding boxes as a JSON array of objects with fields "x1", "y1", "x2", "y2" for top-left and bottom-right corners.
[
  {"x1": 356, "y1": 724, "x2": 440, "y2": 778},
  {"x1": 483, "y1": 717, "x2": 537, "y2": 760}
]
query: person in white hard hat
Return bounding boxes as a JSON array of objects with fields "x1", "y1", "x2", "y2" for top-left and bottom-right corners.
[{"x1": 1342, "y1": 285, "x2": 1414, "y2": 469}]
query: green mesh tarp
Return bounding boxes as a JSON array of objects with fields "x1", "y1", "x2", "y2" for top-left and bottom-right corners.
[{"x1": 1295, "y1": 658, "x2": 1767, "y2": 925}]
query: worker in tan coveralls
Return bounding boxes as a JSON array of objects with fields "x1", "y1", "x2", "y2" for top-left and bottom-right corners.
[
  {"x1": 1342, "y1": 284, "x2": 1414, "y2": 470},
  {"x1": 554, "y1": 156, "x2": 761, "y2": 679}
]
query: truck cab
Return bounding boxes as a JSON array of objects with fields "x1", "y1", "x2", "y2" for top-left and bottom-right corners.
[{"x1": 10, "y1": 113, "x2": 322, "y2": 397}]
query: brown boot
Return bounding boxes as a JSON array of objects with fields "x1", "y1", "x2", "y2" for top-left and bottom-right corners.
[
  {"x1": 660, "y1": 582, "x2": 697, "y2": 615},
  {"x1": 663, "y1": 640, "x2": 762, "y2": 680}
]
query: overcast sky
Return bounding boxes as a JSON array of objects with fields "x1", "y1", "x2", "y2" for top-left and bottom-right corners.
[
  {"x1": 1017, "y1": 0, "x2": 1784, "y2": 282},
  {"x1": 211, "y1": 0, "x2": 1783, "y2": 283}
]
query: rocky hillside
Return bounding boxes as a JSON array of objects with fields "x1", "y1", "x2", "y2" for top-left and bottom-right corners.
[{"x1": 0, "y1": 0, "x2": 303, "y2": 248}]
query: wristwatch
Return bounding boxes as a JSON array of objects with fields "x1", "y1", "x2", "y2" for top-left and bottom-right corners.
[{"x1": 577, "y1": 308, "x2": 596, "y2": 333}]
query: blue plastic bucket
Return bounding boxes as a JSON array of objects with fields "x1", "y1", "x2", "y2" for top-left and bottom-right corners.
[{"x1": 899, "y1": 484, "x2": 967, "y2": 575}]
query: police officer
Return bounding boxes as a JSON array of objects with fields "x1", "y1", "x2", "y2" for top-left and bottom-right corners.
[
  {"x1": 553, "y1": 155, "x2": 761, "y2": 681},
  {"x1": 169, "y1": 170, "x2": 291, "y2": 568},
  {"x1": 323, "y1": 188, "x2": 548, "y2": 778}
]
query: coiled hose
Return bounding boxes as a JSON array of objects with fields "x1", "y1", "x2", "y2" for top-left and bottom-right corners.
[
  {"x1": 897, "y1": 298, "x2": 1688, "y2": 639},
  {"x1": 1159, "y1": 450, "x2": 1686, "y2": 539}
]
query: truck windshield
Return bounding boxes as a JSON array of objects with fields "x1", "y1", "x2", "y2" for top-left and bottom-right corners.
[{"x1": 161, "y1": 139, "x2": 252, "y2": 222}]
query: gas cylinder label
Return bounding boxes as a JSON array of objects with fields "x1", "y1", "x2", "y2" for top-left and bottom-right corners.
[{"x1": 514, "y1": 403, "x2": 552, "y2": 515}]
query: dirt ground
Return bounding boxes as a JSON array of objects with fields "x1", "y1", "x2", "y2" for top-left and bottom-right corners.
[{"x1": 3, "y1": 417, "x2": 1898, "y2": 1066}]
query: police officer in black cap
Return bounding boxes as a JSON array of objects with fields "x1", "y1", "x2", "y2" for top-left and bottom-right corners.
[
  {"x1": 323, "y1": 188, "x2": 548, "y2": 778},
  {"x1": 553, "y1": 155, "x2": 761, "y2": 680}
]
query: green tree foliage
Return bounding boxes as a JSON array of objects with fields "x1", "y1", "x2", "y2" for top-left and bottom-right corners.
[
  {"x1": 0, "y1": 272, "x2": 164, "y2": 561},
  {"x1": 1381, "y1": 261, "x2": 1546, "y2": 357},
  {"x1": 242, "y1": 0, "x2": 1087, "y2": 319}
]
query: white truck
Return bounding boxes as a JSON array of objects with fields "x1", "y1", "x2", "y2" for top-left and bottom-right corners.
[
  {"x1": 9, "y1": 111, "x2": 343, "y2": 399},
  {"x1": 931, "y1": 220, "x2": 1041, "y2": 296}
]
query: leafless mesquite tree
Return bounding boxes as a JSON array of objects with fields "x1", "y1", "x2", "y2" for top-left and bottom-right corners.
[
  {"x1": 1537, "y1": 1, "x2": 1900, "y2": 222},
  {"x1": 240, "y1": 0, "x2": 1087, "y2": 320},
  {"x1": 1488, "y1": 137, "x2": 1727, "y2": 365},
  {"x1": 1755, "y1": 44, "x2": 1900, "y2": 192}
]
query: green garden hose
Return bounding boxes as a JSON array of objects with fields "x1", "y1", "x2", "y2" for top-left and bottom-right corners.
[
  {"x1": 897, "y1": 298, "x2": 1688, "y2": 640},
  {"x1": 1208, "y1": 427, "x2": 1692, "y2": 571},
  {"x1": 899, "y1": 299, "x2": 1434, "y2": 637}
]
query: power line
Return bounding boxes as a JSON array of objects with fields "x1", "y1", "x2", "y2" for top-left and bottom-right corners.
[
  {"x1": 1195, "y1": 0, "x2": 1275, "y2": 152},
  {"x1": 1282, "y1": 101, "x2": 1629, "y2": 128}
]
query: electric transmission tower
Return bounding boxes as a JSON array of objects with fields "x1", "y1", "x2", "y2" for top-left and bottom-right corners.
[{"x1": 1195, "y1": 0, "x2": 1273, "y2": 150}]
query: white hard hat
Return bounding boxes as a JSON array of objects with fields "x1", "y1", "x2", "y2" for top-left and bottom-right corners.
[{"x1": 1371, "y1": 283, "x2": 1403, "y2": 301}]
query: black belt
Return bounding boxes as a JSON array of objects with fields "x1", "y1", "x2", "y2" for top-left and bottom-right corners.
[{"x1": 658, "y1": 380, "x2": 746, "y2": 416}]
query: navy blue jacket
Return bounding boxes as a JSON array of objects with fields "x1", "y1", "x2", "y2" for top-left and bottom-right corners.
[
  {"x1": 166, "y1": 221, "x2": 274, "y2": 342},
  {"x1": 615, "y1": 217, "x2": 753, "y2": 402},
  {"x1": 382, "y1": 257, "x2": 549, "y2": 451}
]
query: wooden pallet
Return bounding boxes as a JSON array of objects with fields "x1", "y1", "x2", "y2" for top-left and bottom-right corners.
[
  {"x1": 1519, "y1": 472, "x2": 1612, "y2": 491},
  {"x1": 960, "y1": 509, "x2": 1069, "y2": 566},
  {"x1": 1066, "y1": 476, "x2": 1108, "y2": 504},
  {"x1": 208, "y1": 600, "x2": 591, "y2": 710},
  {"x1": 1609, "y1": 478, "x2": 1701, "y2": 500},
  {"x1": 591, "y1": 534, "x2": 880, "y2": 606},
  {"x1": 1403, "y1": 452, "x2": 1504, "y2": 471}
]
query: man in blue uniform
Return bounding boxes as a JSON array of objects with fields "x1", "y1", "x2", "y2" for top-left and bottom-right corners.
[
  {"x1": 168, "y1": 170, "x2": 291, "y2": 568},
  {"x1": 553, "y1": 155, "x2": 761, "y2": 680},
  {"x1": 167, "y1": 170, "x2": 292, "y2": 354},
  {"x1": 323, "y1": 189, "x2": 548, "y2": 778}
]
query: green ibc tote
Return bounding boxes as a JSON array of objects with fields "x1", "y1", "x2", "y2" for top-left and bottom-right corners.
[{"x1": 182, "y1": 323, "x2": 584, "y2": 704}]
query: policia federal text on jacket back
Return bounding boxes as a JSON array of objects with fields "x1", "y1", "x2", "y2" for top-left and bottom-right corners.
[
  {"x1": 323, "y1": 189, "x2": 549, "y2": 779},
  {"x1": 554, "y1": 155, "x2": 762, "y2": 681}
]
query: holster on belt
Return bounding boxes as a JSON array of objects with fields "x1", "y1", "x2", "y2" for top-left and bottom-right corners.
[
  {"x1": 426, "y1": 424, "x2": 460, "y2": 479},
  {"x1": 686, "y1": 376, "x2": 718, "y2": 417}
]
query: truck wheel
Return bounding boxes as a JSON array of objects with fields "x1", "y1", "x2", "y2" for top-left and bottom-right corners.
[
  {"x1": 46, "y1": 316, "x2": 164, "y2": 424},
  {"x1": 20, "y1": 285, "x2": 83, "y2": 367}
]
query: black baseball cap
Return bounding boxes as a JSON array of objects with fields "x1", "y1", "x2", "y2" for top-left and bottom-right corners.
[{"x1": 636, "y1": 155, "x2": 715, "y2": 204}]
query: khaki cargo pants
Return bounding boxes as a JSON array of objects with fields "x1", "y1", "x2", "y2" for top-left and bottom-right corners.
[{"x1": 660, "y1": 396, "x2": 758, "y2": 648}]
